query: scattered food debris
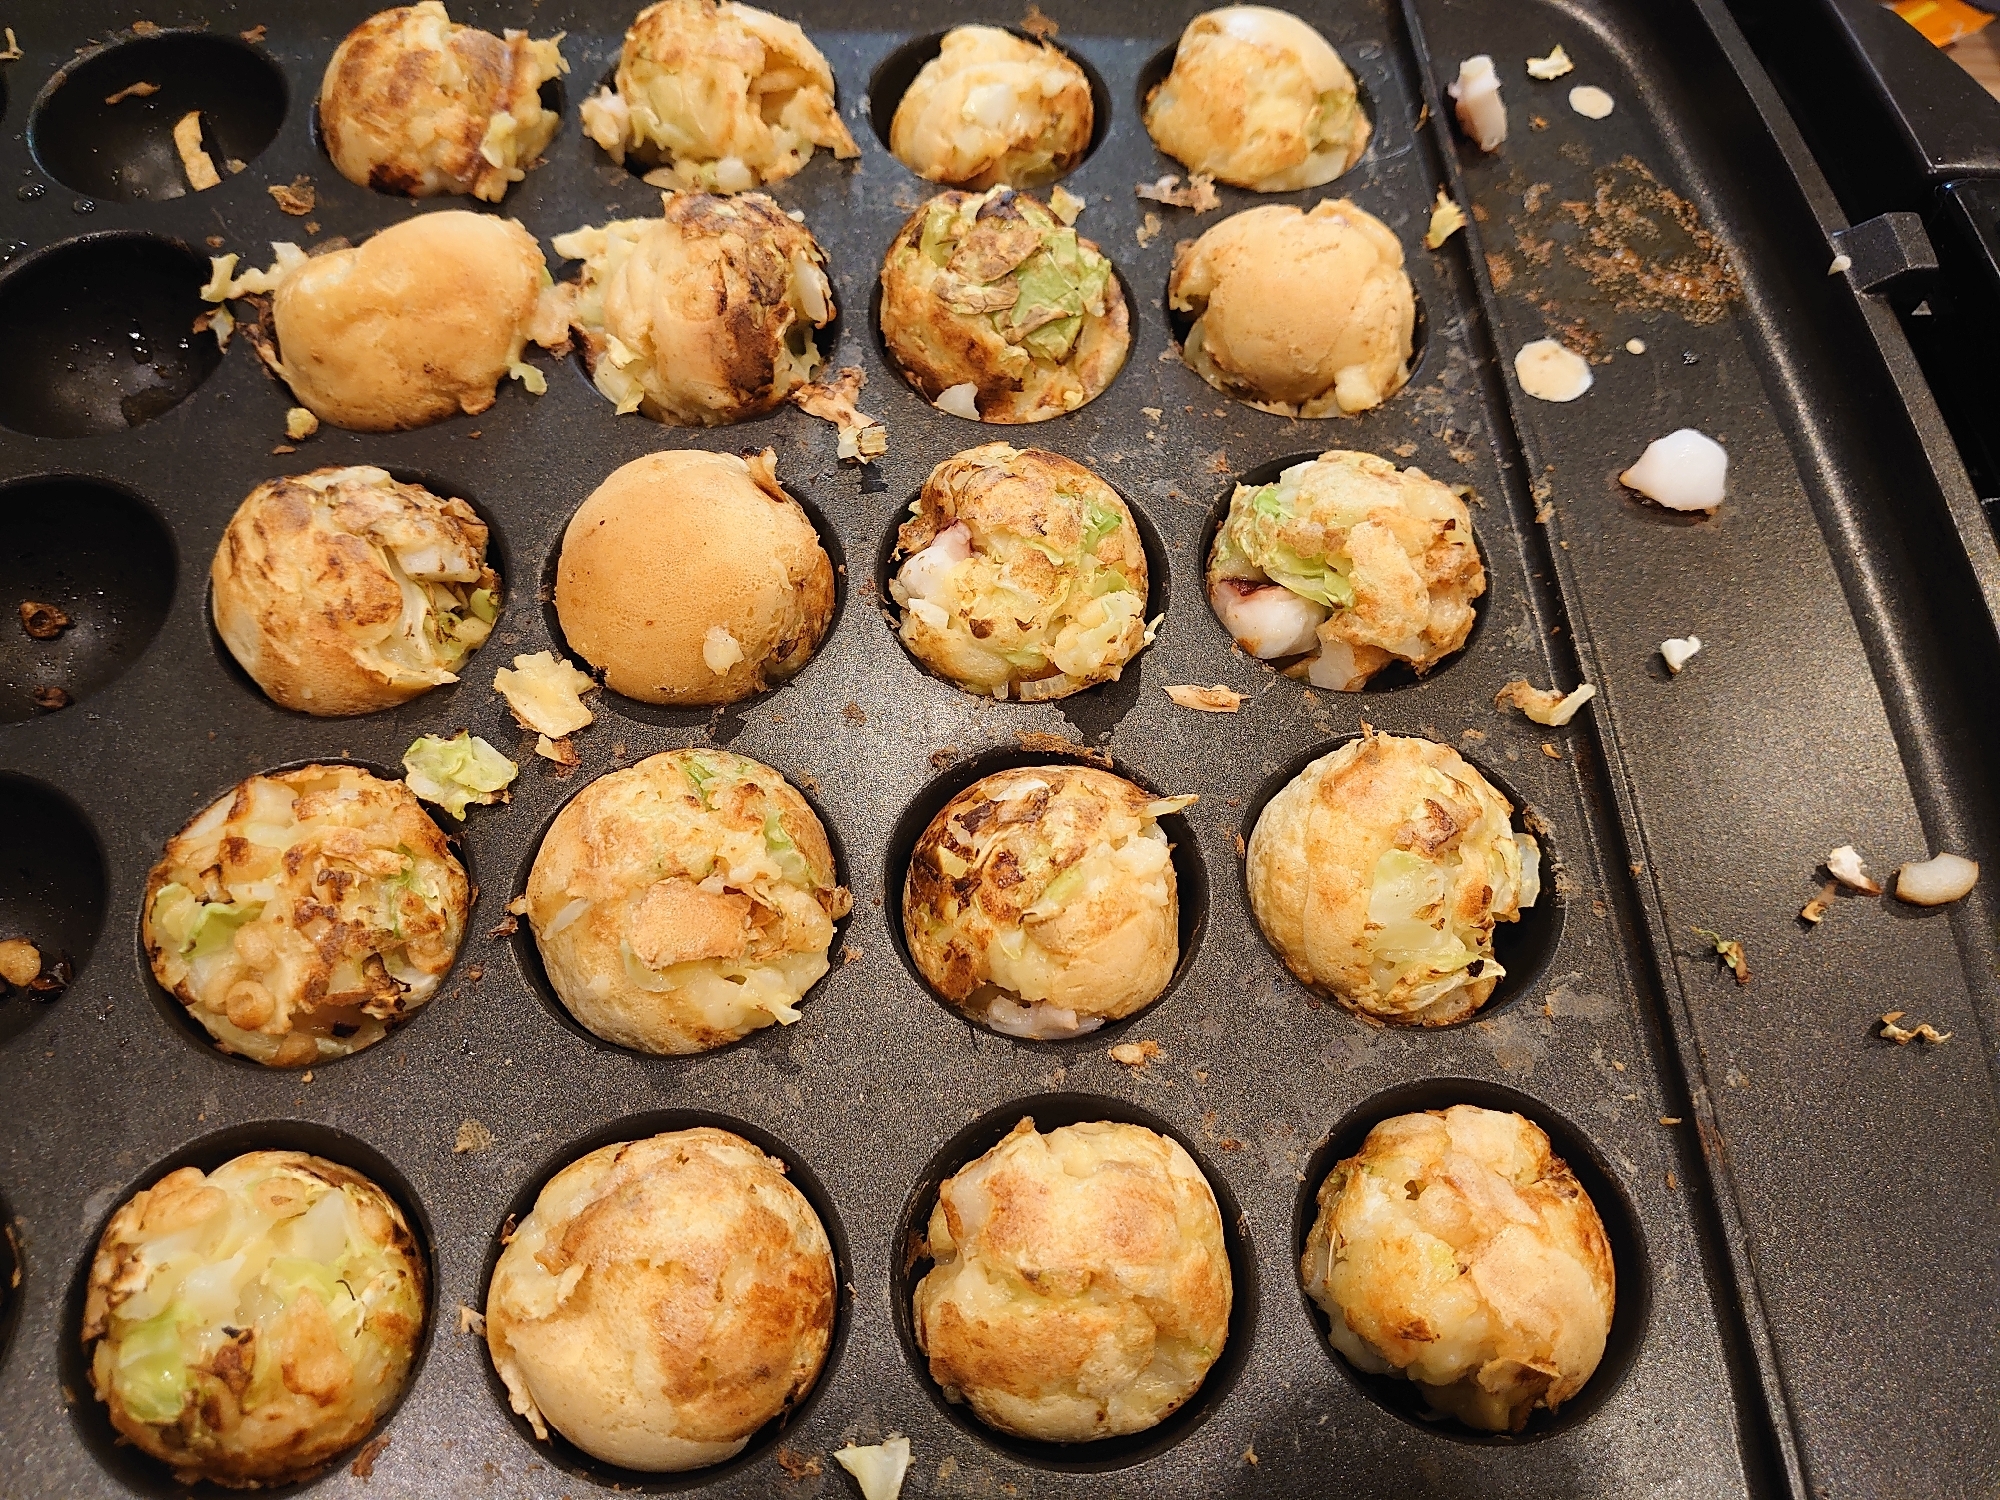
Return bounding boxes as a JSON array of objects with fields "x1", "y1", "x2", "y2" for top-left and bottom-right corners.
[
  {"x1": 1164, "y1": 683, "x2": 1244, "y2": 713},
  {"x1": 1540, "y1": 742, "x2": 1561, "y2": 759},
  {"x1": 1527, "y1": 44, "x2": 1574, "y2": 79},
  {"x1": 453, "y1": 1118, "x2": 495, "y2": 1154},
  {"x1": 842, "y1": 701, "x2": 867, "y2": 725},
  {"x1": 1109, "y1": 1039, "x2": 1163, "y2": 1069},
  {"x1": 934, "y1": 382, "x2": 980, "y2": 419},
  {"x1": 350, "y1": 1433, "x2": 389, "y2": 1480},
  {"x1": 776, "y1": 1447, "x2": 823, "y2": 1480},
  {"x1": 193, "y1": 303, "x2": 235, "y2": 350},
  {"x1": 267, "y1": 174, "x2": 315, "y2": 215},
  {"x1": 1014, "y1": 729, "x2": 1113, "y2": 766},
  {"x1": 487, "y1": 914, "x2": 519, "y2": 938},
  {"x1": 173, "y1": 110, "x2": 221, "y2": 192},
  {"x1": 1021, "y1": 2, "x2": 1057, "y2": 39},
  {"x1": 284, "y1": 406, "x2": 318, "y2": 441},
  {"x1": 1049, "y1": 184, "x2": 1085, "y2": 224},
  {"x1": 1136, "y1": 172, "x2": 1220, "y2": 211},
  {"x1": 842, "y1": 944, "x2": 862, "y2": 965},
  {"x1": 1828, "y1": 253, "x2": 1851, "y2": 276},
  {"x1": 1243, "y1": 1443, "x2": 1260, "y2": 1466},
  {"x1": 1424, "y1": 189, "x2": 1466, "y2": 249},
  {"x1": 833, "y1": 1435, "x2": 911, "y2": 1500},
  {"x1": 1659, "y1": 1115, "x2": 1682, "y2": 1125},
  {"x1": 1692, "y1": 927, "x2": 1750, "y2": 984},
  {"x1": 1826, "y1": 844, "x2": 1881, "y2": 894},
  {"x1": 0, "y1": 28, "x2": 20, "y2": 62},
  {"x1": 1569, "y1": 84, "x2": 1615, "y2": 118},
  {"x1": 103, "y1": 80, "x2": 159, "y2": 104},
  {"x1": 1800, "y1": 881, "x2": 1835, "y2": 924},
  {"x1": 457, "y1": 1304, "x2": 486, "y2": 1336},
  {"x1": 1620, "y1": 429, "x2": 1727, "y2": 512},
  {"x1": 1135, "y1": 210, "x2": 1163, "y2": 247},
  {"x1": 1880, "y1": 1011, "x2": 1950, "y2": 1045},
  {"x1": 0, "y1": 939, "x2": 41, "y2": 989},
  {"x1": 1660, "y1": 635, "x2": 1702, "y2": 673},
  {"x1": 241, "y1": 24, "x2": 267, "y2": 43},
  {"x1": 506, "y1": 894, "x2": 532, "y2": 917},
  {"x1": 790, "y1": 366, "x2": 886, "y2": 462},
  {"x1": 1495, "y1": 677, "x2": 1596, "y2": 725},
  {"x1": 1449, "y1": 55, "x2": 1507, "y2": 152},
  {"x1": 495, "y1": 650, "x2": 596, "y2": 736},
  {"x1": 1895, "y1": 851, "x2": 1978, "y2": 906},
  {"x1": 18, "y1": 600, "x2": 71, "y2": 639},
  {"x1": 402, "y1": 731, "x2": 519, "y2": 820},
  {"x1": 535, "y1": 734, "x2": 577, "y2": 766},
  {"x1": 30, "y1": 686, "x2": 69, "y2": 712},
  {"x1": 1625, "y1": 337, "x2": 1647, "y2": 354},
  {"x1": 1515, "y1": 338, "x2": 1593, "y2": 401}
]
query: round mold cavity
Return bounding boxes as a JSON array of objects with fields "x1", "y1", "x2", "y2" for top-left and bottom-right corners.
[
  {"x1": 882, "y1": 743, "x2": 1209, "y2": 1046},
  {"x1": 869, "y1": 229, "x2": 1138, "y2": 424},
  {"x1": 0, "y1": 476, "x2": 176, "y2": 721},
  {"x1": 1197, "y1": 451, "x2": 1487, "y2": 695},
  {"x1": 864, "y1": 28, "x2": 1112, "y2": 184},
  {"x1": 202, "y1": 467, "x2": 513, "y2": 717},
  {"x1": 60, "y1": 1119, "x2": 437, "y2": 1497},
  {"x1": 1133, "y1": 36, "x2": 1380, "y2": 175},
  {"x1": 475, "y1": 1109, "x2": 851, "y2": 1491},
  {"x1": 869, "y1": 468, "x2": 1170, "y2": 739},
  {"x1": 893, "y1": 1091, "x2": 1258, "y2": 1471},
  {"x1": 0, "y1": 774, "x2": 107, "y2": 1049},
  {"x1": 506, "y1": 750, "x2": 852, "y2": 1059},
  {"x1": 31, "y1": 31, "x2": 287, "y2": 202},
  {"x1": 1292, "y1": 1077, "x2": 1652, "y2": 1443},
  {"x1": 1163, "y1": 262, "x2": 1428, "y2": 416},
  {"x1": 1236, "y1": 734, "x2": 1565, "y2": 1029},
  {"x1": 137, "y1": 756, "x2": 475, "y2": 1073},
  {"x1": 0, "y1": 234, "x2": 223, "y2": 438},
  {"x1": 536, "y1": 466, "x2": 847, "y2": 730}
]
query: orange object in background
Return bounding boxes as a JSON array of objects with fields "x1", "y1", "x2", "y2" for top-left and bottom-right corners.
[{"x1": 1892, "y1": 0, "x2": 1995, "y2": 47}]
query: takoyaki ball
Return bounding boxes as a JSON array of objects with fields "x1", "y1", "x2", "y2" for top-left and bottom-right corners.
[
  {"x1": 1169, "y1": 199, "x2": 1413, "y2": 416},
  {"x1": 1301, "y1": 1105, "x2": 1615, "y2": 1432},
  {"x1": 142, "y1": 765, "x2": 469, "y2": 1066},
  {"x1": 212, "y1": 465, "x2": 500, "y2": 715},
  {"x1": 320, "y1": 2, "x2": 567, "y2": 201},
  {"x1": 1246, "y1": 733, "x2": 1539, "y2": 1025},
  {"x1": 1144, "y1": 6, "x2": 1371, "y2": 190},
  {"x1": 891, "y1": 443, "x2": 1150, "y2": 701},
  {"x1": 879, "y1": 187, "x2": 1129, "y2": 423},
  {"x1": 890, "y1": 25, "x2": 1093, "y2": 190},
  {"x1": 903, "y1": 766, "x2": 1192, "y2": 1038},
  {"x1": 579, "y1": 0, "x2": 858, "y2": 191}
]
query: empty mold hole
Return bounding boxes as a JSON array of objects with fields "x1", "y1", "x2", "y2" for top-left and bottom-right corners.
[
  {"x1": 893, "y1": 1092, "x2": 1257, "y2": 1472},
  {"x1": 507, "y1": 752, "x2": 852, "y2": 1058},
  {"x1": 1198, "y1": 451, "x2": 1488, "y2": 695},
  {"x1": 1293, "y1": 1077, "x2": 1652, "y2": 1444},
  {"x1": 31, "y1": 31, "x2": 286, "y2": 202},
  {"x1": 882, "y1": 744, "x2": 1208, "y2": 1045},
  {"x1": 476, "y1": 1109, "x2": 851, "y2": 1491},
  {"x1": 1237, "y1": 734, "x2": 1564, "y2": 1027},
  {"x1": 0, "y1": 235, "x2": 223, "y2": 438},
  {"x1": 0, "y1": 774, "x2": 106, "y2": 1048},
  {"x1": 139, "y1": 757, "x2": 473, "y2": 1073},
  {"x1": 60, "y1": 1120, "x2": 436, "y2": 1497},
  {"x1": 864, "y1": 28, "x2": 1112, "y2": 181}
]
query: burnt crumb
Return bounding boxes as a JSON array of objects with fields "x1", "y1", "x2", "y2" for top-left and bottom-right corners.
[
  {"x1": 486, "y1": 915, "x2": 519, "y2": 939},
  {"x1": 1218, "y1": 1137, "x2": 1244, "y2": 1151},
  {"x1": 841, "y1": 702, "x2": 866, "y2": 725},
  {"x1": 902, "y1": 1228, "x2": 930, "y2": 1276},
  {"x1": 1485, "y1": 250, "x2": 1515, "y2": 291},
  {"x1": 350, "y1": 1433, "x2": 389, "y2": 1480},
  {"x1": 776, "y1": 1447, "x2": 822, "y2": 1480},
  {"x1": 499, "y1": 1213, "x2": 518, "y2": 1245},
  {"x1": 206, "y1": 234, "x2": 225, "y2": 249},
  {"x1": 241, "y1": 24, "x2": 266, "y2": 42},
  {"x1": 841, "y1": 944, "x2": 862, "y2": 965},
  {"x1": 267, "y1": 175, "x2": 315, "y2": 216},
  {"x1": 330, "y1": 1021, "x2": 359, "y2": 1038},
  {"x1": 30, "y1": 686, "x2": 69, "y2": 712},
  {"x1": 1014, "y1": 730, "x2": 1112, "y2": 766},
  {"x1": 1020, "y1": 1, "x2": 1058, "y2": 38},
  {"x1": 19, "y1": 600, "x2": 71, "y2": 639},
  {"x1": 930, "y1": 746, "x2": 960, "y2": 771},
  {"x1": 454, "y1": 1118, "x2": 495, "y2": 1154}
]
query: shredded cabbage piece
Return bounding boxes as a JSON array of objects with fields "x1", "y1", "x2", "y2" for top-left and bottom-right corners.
[{"x1": 403, "y1": 732, "x2": 519, "y2": 820}]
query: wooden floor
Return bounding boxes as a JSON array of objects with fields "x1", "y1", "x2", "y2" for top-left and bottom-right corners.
[{"x1": 1949, "y1": 24, "x2": 2000, "y2": 99}]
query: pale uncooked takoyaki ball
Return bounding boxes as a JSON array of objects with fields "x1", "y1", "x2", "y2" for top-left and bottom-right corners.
[
  {"x1": 1301, "y1": 1105, "x2": 1615, "y2": 1432},
  {"x1": 915, "y1": 1118, "x2": 1231, "y2": 1441},
  {"x1": 890, "y1": 26, "x2": 1093, "y2": 190},
  {"x1": 1246, "y1": 733, "x2": 1539, "y2": 1025}
]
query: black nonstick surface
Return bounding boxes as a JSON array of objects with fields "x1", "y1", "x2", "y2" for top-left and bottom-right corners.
[{"x1": 1, "y1": 1, "x2": 1997, "y2": 1497}]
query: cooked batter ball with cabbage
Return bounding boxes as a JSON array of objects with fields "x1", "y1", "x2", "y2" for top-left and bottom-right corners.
[
  {"x1": 486, "y1": 1128, "x2": 834, "y2": 1470},
  {"x1": 1247, "y1": 733, "x2": 1538, "y2": 1025},
  {"x1": 555, "y1": 449, "x2": 832, "y2": 706},
  {"x1": 914, "y1": 1117, "x2": 1231, "y2": 1441},
  {"x1": 1302, "y1": 1105, "x2": 1614, "y2": 1431},
  {"x1": 319, "y1": 2, "x2": 567, "y2": 201},
  {"x1": 580, "y1": 0, "x2": 858, "y2": 191},
  {"x1": 879, "y1": 186, "x2": 1130, "y2": 423},
  {"x1": 204, "y1": 211, "x2": 570, "y2": 431},
  {"x1": 82, "y1": 1150, "x2": 426, "y2": 1487},
  {"x1": 890, "y1": 26, "x2": 1094, "y2": 190},
  {"x1": 1208, "y1": 450, "x2": 1483, "y2": 690},
  {"x1": 212, "y1": 466, "x2": 500, "y2": 716},
  {"x1": 891, "y1": 444, "x2": 1152, "y2": 701},
  {"x1": 525, "y1": 750, "x2": 850, "y2": 1054},
  {"x1": 904, "y1": 766, "x2": 1192, "y2": 1038},
  {"x1": 1144, "y1": 6, "x2": 1371, "y2": 190},
  {"x1": 142, "y1": 765, "x2": 469, "y2": 1066},
  {"x1": 1170, "y1": 200, "x2": 1413, "y2": 416},
  {"x1": 550, "y1": 191, "x2": 833, "y2": 424}
]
